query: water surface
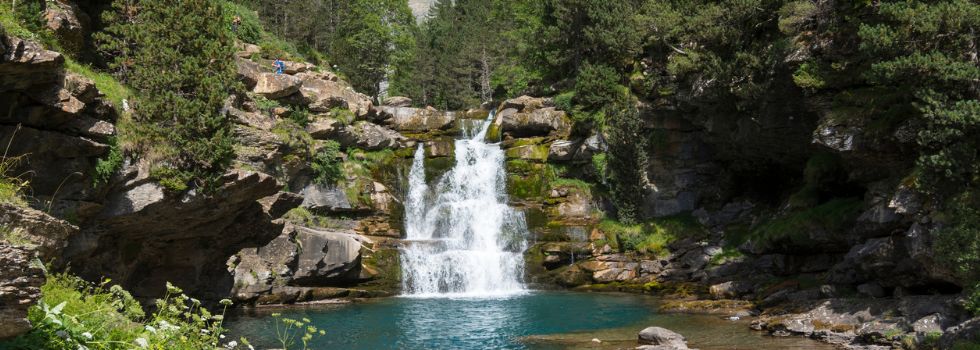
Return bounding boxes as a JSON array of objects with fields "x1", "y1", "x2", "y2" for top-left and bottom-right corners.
[{"x1": 226, "y1": 291, "x2": 834, "y2": 349}]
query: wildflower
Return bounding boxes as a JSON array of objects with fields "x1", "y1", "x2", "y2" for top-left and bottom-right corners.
[
  {"x1": 224, "y1": 340, "x2": 238, "y2": 349},
  {"x1": 81, "y1": 332, "x2": 93, "y2": 339},
  {"x1": 219, "y1": 299, "x2": 233, "y2": 306},
  {"x1": 134, "y1": 338, "x2": 148, "y2": 348},
  {"x1": 220, "y1": 334, "x2": 226, "y2": 339},
  {"x1": 77, "y1": 345, "x2": 89, "y2": 350},
  {"x1": 145, "y1": 325, "x2": 157, "y2": 334},
  {"x1": 190, "y1": 298, "x2": 201, "y2": 305},
  {"x1": 248, "y1": 345, "x2": 255, "y2": 350},
  {"x1": 165, "y1": 282, "x2": 182, "y2": 294},
  {"x1": 201, "y1": 329, "x2": 210, "y2": 335}
]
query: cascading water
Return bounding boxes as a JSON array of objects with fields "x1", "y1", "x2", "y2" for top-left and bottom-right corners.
[{"x1": 400, "y1": 112, "x2": 529, "y2": 297}]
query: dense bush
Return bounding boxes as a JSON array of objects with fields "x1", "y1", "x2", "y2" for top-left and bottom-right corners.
[
  {"x1": 311, "y1": 141, "x2": 343, "y2": 185},
  {"x1": 2, "y1": 274, "x2": 243, "y2": 350},
  {"x1": 96, "y1": 0, "x2": 239, "y2": 192}
]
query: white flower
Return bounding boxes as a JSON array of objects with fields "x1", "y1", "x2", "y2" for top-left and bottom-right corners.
[
  {"x1": 220, "y1": 334, "x2": 226, "y2": 339},
  {"x1": 81, "y1": 332, "x2": 93, "y2": 339},
  {"x1": 200, "y1": 329, "x2": 210, "y2": 334},
  {"x1": 224, "y1": 340, "x2": 238, "y2": 349},
  {"x1": 134, "y1": 338, "x2": 148, "y2": 348},
  {"x1": 144, "y1": 325, "x2": 157, "y2": 334},
  {"x1": 247, "y1": 345, "x2": 255, "y2": 350}
]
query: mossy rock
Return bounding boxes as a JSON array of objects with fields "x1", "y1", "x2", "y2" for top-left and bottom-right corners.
[{"x1": 505, "y1": 144, "x2": 549, "y2": 162}]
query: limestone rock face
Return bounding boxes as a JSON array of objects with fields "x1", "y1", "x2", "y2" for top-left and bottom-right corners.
[
  {"x1": 65, "y1": 171, "x2": 287, "y2": 300},
  {"x1": 0, "y1": 35, "x2": 64, "y2": 92},
  {"x1": 0, "y1": 244, "x2": 44, "y2": 340},
  {"x1": 253, "y1": 73, "x2": 302, "y2": 99},
  {"x1": 0, "y1": 204, "x2": 79, "y2": 261},
  {"x1": 375, "y1": 106, "x2": 455, "y2": 132}
]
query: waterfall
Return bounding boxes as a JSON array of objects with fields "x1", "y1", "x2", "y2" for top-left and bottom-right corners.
[{"x1": 400, "y1": 112, "x2": 529, "y2": 298}]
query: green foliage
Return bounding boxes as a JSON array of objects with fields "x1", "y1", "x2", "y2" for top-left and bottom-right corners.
[
  {"x1": 93, "y1": 138, "x2": 124, "y2": 187},
  {"x1": 311, "y1": 141, "x2": 342, "y2": 185},
  {"x1": 605, "y1": 97, "x2": 647, "y2": 224},
  {"x1": 3, "y1": 274, "x2": 239, "y2": 350},
  {"x1": 591, "y1": 152, "x2": 608, "y2": 183},
  {"x1": 97, "y1": 0, "x2": 240, "y2": 193},
  {"x1": 0, "y1": 125, "x2": 28, "y2": 207},
  {"x1": 599, "y1": 215, "x2": 706, "y2": 256},
  {"x1": 934, "y1": 193, "x2": 980, "y2": 315},
  {"x1": 574, "y1": 63, "x2": 624, "y2": 113},
  {"x1": 223, "y1": 1, "x2": 263, "y2": 44},
  {"x1": 751, "y1": 197, "x2": 864, "y2": 245},
  {"x1": 777, "y1": 1, "x2": 818, "y2": 35},
  {"x1": 270, "y1": 313, "x2": 325, "y2": 350}
]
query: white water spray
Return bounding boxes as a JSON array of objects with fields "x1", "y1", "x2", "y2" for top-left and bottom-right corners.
[{"x1": 400, "y1": 112, "x2": 528, "y2": 298}]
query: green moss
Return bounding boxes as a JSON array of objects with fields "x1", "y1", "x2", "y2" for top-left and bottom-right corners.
[
  {"x1": 598, "y1": 215, "x2": 707, "y2": 256},
  {"x1": 751, "y1": 197, "x2": 864, "y2": 245},
  {"x1": 484, "y1": 123, "x2": 502, "y2": 142},
  {"x1": 505, "y1": 144, "x2": 549, "y2": 162},
  {"x1": 551, "y1": 178, "x2": 592, "y2": 191},
  {"x1": 709, "y1": 246, "x2": 744, "y2": 266},
  {"x1": 329, "y1": 107, "x2": 356, "y2": 125}
]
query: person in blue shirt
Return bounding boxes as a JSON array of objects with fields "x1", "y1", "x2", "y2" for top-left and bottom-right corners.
[{"x1": 273, "y1": 58, "x2": 285, "y2": 75}]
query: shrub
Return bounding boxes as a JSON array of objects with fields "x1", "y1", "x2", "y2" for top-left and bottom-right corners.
[
  {"x1": 311, "y1": 141, "x2": 342, "y2": 185},
  {"x1": 93, "y1": 138, "x2": 123, "y2": 186},
  {"x1": 935, "y1": 193, "x2": 980, "y2": 315},
  {"x1": 599, "y1": 215, "x2": 706, "y2": 257},
  {"x1": 97, "y1": 0, "x2": 239, "y2": 193},
  {"x1": 2, "y1": 274, "x2": 241, "y2": 350},
  {"x1": 574, "y1": 62, "x2": 623, "y2": 113}
]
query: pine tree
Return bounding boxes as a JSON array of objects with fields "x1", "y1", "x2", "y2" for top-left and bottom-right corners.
[
  {"x1": 605, "y1": 95, "x2": 648, "y2": 224},
  {"x1": 97, "y1": 0, "x2": 239, "y2": 192}
]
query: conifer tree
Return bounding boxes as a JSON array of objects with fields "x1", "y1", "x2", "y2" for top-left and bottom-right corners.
[{"x1": 97, "y1": 0, "x2": 239, "y2": 192}]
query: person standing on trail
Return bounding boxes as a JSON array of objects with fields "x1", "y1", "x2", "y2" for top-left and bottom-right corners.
[
  {"x1": 273, "y1": 57, "x2": 285, "y2": 75},
  {"x1": 232, "y1": 16, "x2": 242, "y2": 33}
]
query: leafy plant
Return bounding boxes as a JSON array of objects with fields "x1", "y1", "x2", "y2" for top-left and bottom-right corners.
[
  {"x1": 270, "y1": 313, "x2": 325, "y2": 350},
  {"x1": 311, "y1": 141, "x2": 342, "y2": 185},
  {"x1": 3, "y1": 274, "x2": 244, "y2": 350}
]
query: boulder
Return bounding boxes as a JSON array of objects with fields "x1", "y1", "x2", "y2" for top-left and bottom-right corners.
[
  {"x1": 374, "y1": 106, "x2": 455, "y2": 132},
  {"x1": 236, "y1": 57, "x2": 263, "y2": 89},
  {"x1": 235, "y1": 43, "x2": 261, "y2": 58},
  {"x1": 43, "y1": 0, "x2": 91, "y2": 54},
  {"x1": 290, "y1": 227, "x2": 364, "y2": 285},
  {"x1": 306, "y1": 117, "x2": 342, "y2": 139},
  {"x1": 300, "y1": 184, "x2": 354, "y2": 213},
  {"x1": 638, "y1": 327, "x2": 690, "y2": 349},
  {"x1": 501, "y1": 95, "x2": 552, "y2": 111},
  {"x1": 0, "y1": 243, "x2": 44, "y2": 340},
  {"x1": 383, "y1": 96, "x2": 412, "y2": 107},
  {"x1": 548, "y1": 140, "x2": 581, "y2": 161},
  {"x1": 288, "y1": 72, "x2": 373, "y2": 117},
  {"x1": 334, "y1": 121, "x2": 406, "y2": 151},
  {"x1": 253, "y1": 73, "x2": 301, "y2": 99},
  {"x1": 282, "y1": 60, "x2": 313, "y2": 74},
  {"x1": 500, "y1": 107, "x2": 571, "y2": 138}
]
